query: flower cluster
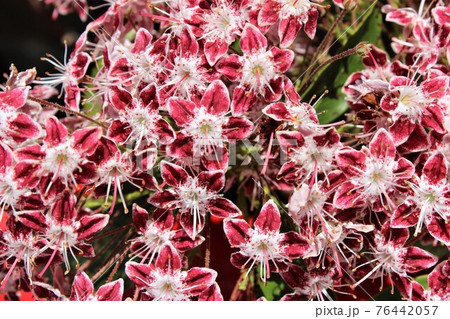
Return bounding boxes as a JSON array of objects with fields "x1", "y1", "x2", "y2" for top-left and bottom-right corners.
[{"x1": 0, "y1": 0, "x2": 448, "y2": 301}]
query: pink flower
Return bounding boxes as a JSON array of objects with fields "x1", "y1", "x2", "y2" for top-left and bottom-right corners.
[
  {"x1": 392, "y1": 152, "x2": 450, "y2": 245},
  {"x1": 107, "y1": 84, "x2": 175, "y2": 151},
  {"x1": 350, "y1": 225, "x2": 437, "y2": 297},
  {"x1": 334, "y1": 129, "x2": 414, "y2": 212},
  {"x1": 16, "y1": 116, "x2": 102, "y2": 198},
  {"x1": 224, "y1": 200, "x2": 309, "y2": 282},
  {"x1": 217, "y1": 24, "x2": 294, "y2": 114},
  {"x1": 410, "y1": 260, "x2": 450, "y2": 301},
  {"x1": 280, "y1": 263, "x2": 340, "y2": 301},
  {"x1": 129, "y1": 204, "x2": 203, "y2": 264},
  {"x1": 149, "y1": 161, "x2": 242, "y2": 238},
  {"x1": 17, "y1": 191, "x2": 109, "y2": 275},
  {"x1": 125, "y1": 245, "x2": 219, "y2": 301},
  {"x1": 258, "y1": 0, "x2": 321, "y2": 47},
  {"x1": 167, "y1": 80, "x2": 253, "y2": 160},
  {"x1": 70, "y1": 271, "x2": 123, "y2": 301},
  {"x1": 0, "y1": 87, "x2": 41, "y2": 145}
]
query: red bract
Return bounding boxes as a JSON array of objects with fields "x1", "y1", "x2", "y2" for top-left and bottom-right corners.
[
  {"x1": 125, "y1": 245, "x2": 219, "y2": 301},
  {"x1": 224, "y1": 200, "x2": 309, "y2": 282}
]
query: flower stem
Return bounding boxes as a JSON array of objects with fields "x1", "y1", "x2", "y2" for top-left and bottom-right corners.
[
  {"x1": 298, "y1": 42, "x2": 367, "y2": 94},
  {"x1": 29, "y1": 97, "x2": 107, "y2": 129}
]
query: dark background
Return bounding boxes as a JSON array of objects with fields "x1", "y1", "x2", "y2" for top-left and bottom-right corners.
[{"x1": 0, "y1": 0, "x2": 104, "y2": 78}]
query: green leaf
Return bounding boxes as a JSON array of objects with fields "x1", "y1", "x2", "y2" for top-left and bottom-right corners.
[
  {"x1": 415, "y1": 275, "x2": 429, "y2": 290},
  {"x1": 258, "y1": 279, "x2": 285, "y2": 301},
  {"x1": 301, "y1": 3, "x2": 382, "y2": 124}
]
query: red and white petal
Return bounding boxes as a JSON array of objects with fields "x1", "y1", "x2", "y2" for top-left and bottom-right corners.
[
  {"x1": 132, "y1": 28, "x2": 153, "y2": 54},
  {"x1": 183, "y1": 267, "x2": 217, "y2": 296},
  {"x1": 72, "y1": 127, "x2": 102, "y2": 156},
  {"x1": 254, "y1": 200, "x2": 281, "y2": 232},
  {"x1": 198, "y1": 282, "x2": 224, "y2": 301},
  {"x1": 138, "y1": 83, "x2": 159, "y2": 111},
  {"x1": 258, "y1": 0, "x2": 281, "y2": 27},
  {"x1": 155, "y1": 118, "x2": 176, "y2": 145},
  {"x1": 16, "y1": 211, "x2": 48, "y2": 232},
  {"x1": 204, "y1": 40, "x2": 229, "y2": 66},
  {"x1": 96, "y1": 279, "x2": 124, "y2": 301},
  {"x1": 399, "y1": 247, "x2": 438, "y2": 273},
  {"x1": 270, "y1": 47, "x2": 294, "y2": 73},
  {"x1": 44, "y1": 116, "x2": 68, "y2": 146},
  {"x1": 70, "y1": 52, "x2": 90, "y2": 80},
  {"x1": 216, "y1": 54, "x2": 243, "y2": 82},
  {"x1": 108, "y1": 86, "x2": 134, "y2": 111},
  {"x1": 279, "y1": 16, "x2": 301, "y2": 49},
  {"x1": 369, "y1": 128, "x2": 396, "y2": 161},
  {"x1": 422, "y1": 152, "x2": 448, "y2": 186},
  {"x1": 391, "y1": 202, "x2": 419, "y2": 228},
  {"x1": 77, "y1": 214, "x2": 110, "y2": 241},
  {"x1": 8, "y1": 113, "x2": 41, "y2": 143},
  {"x1": 132, "y1": 204, "x2": 149, "y2": 233},
  {"x1": 240, "y1": 24, "x2": 267, "y2": 55},
  {"x1": 262, "y1": 102, "x2": 290, "y2": 121},
  {"x1": 180, "y1": 210, "x2": 206, "y2": 238},
  {"x1": 0, "y1": 87, "x2": 29, "y2": 109},
  {"x1": 231, "y1": 86, "x2": 256, "y2": 115},
  {"x1": 385, "y1": 9, "x2": 417, "y2": 26},
  {"x1": 166, "y1": 97, "x2": 197, "y2": 127},
  {"x1": 223, "y1": 218, "x2": 253, "y2": 247},
  {"x1": 152, "y1": 209, "x2": 174, "y2": 231},
  {"x1": 279, "y1": 232, "x2": 309, "y2": 260},
  {"x1": 160, "y1": 160, "x2": 188, "y2": 187},
  {"x1": 422, "y1": 104, "x2": 445, "y2": 133},
  {"x1": 208, "y1": 198, "x2": 242, "y2": 218},
  {"x1": 336, "y1": 149, "x2": 366, "y2": 177},
  {"x1": 148, "y1": 190, "x2": 178, "y2": 209},
  {"x1": 107, "y1": 120, "x2": 132, "y2": 144},
  {"x1": 70, "y1": 272, "x2": 94, "y2": 301},
  {"x1": 155, "y1": 245, "x2": 182, "y2": 274},
  {"x1": 171, "y1": 230, "x2": 204, "y2": 253},
  {"x1": 223, "y1": 117, "x2": 254, "y2": 140},
  {"x1": 333, "y1": 181, "x2": 366, "y2": 209},
  {"x1": 428, "y1": 260, "x2": 450, "y2": 297},
  {"x1": 200, "y1": 80, "x2": 230, "y2": 116},
  {"x1": 0, "y1": 142, "x2": 13, "y2": 174},
  {"x1": 427, "y1": 214, "x2": 450, "y2": 246},
  {"x1": 304, "y1": 8, "x2": 319, "y2": 40},
  {"x1": 276, "y1": 131, "x2": 305, "y2": 150},
  {"x1": 125, "y1": 262, "x2": 154, "y2": 289},
  {"x1": 198, "y1": 170, "x2": 225, "y2": 193}
]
